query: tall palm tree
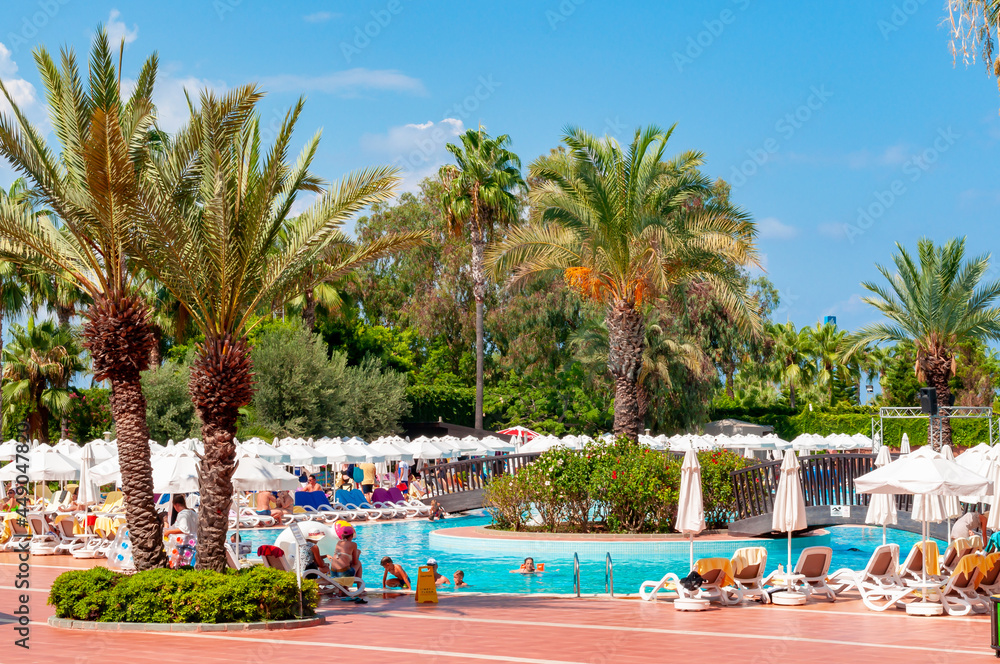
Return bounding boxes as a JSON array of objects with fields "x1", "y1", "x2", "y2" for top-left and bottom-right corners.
[
  {"x1": 846, "y1": 238, "x2": 1000, "y2": 447},
  {"x1": 807, "y1": 322, "x2": 850, "y2": 406},
  {"x1": 489, "y1": 125, "x2": 760, "y2": 438},
  {"x1": 769, "y1": 321, "x2": 813, "y2": 410},
  {"x1": 0, "y1": 30, "x2": 168, "y2": 567},
  {"x1": 2, "y1": 319, "x2": 85, "y2": 443},
  {"x1": 133, "y1": 88, "x2": 426, "y2": 571},
  {"x1": 0, "y1": 182, "x2": 29, "y2": 438},
  {"x1": 440, "y1": 128, "x2": 525, "y2": 430}
]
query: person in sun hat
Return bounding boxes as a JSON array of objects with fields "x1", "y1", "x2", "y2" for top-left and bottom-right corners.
[
  {"x1": 331, "y1": 520, "x2": 362, "y2": 578},
  {"x1": 427, "y1": 557, "x2": 450, "y2": 586},
  {"x1": 302, "y1": 531, "x2": 333, "y2": 576}
]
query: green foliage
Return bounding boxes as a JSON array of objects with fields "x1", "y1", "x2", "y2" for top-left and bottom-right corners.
[
  {"x1": 65, "y1": 388, "x2": 113, "y2": 442},
  {"x1": 698, "y1": 449, "x2": 749, "y2": 528},
  {"x1": 483, "y1": 472, "x2": 531, "y2": 531},
  {"x1": 48, "y1": 566, "x2": 318, "y2": 623},
  {"x1": 141, "y1": 358, "x2": 200, "y2": 443},
  {"x1": 589, "y1": 438, "x2": 681, "y2": 533},
  {"x1": 251, "y1": 321, "x2": 408, "y2": 438}
]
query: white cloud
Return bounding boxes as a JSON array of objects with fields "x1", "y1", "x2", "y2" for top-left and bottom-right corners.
[
  {"x1": 0, "y1": 43, "x2": 39, "y2": 121},
  {"x1": 260, "y1": 68, "x2": 426, "y2": 97},
  {"x1": 823, "y1": 293, "x2": 867, "y2": 318},
  {"x1": 106, "y1": 9, "x2": 138, "y2": 47},
  {"x1": 152, "y1": 74, "x2": 226, "y2": 132},
  {"x1": 360, "y1": 118, "x2": 465, "y2": 192},
  {"x1": 756, "y1": 216, "x2": 798, "y2": 240},
  {"x1": 304, "y1": 11, "x2": 338, "y2": 23},
  {"x1": 846, "y1": 143, "x2": 909, "y2": 169},
  {"x1": 816, "y1": 222, "x2": 848, "y2": 240}
]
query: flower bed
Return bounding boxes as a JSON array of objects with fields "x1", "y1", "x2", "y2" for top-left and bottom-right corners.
[
  {"x1": 48, "y1": 566, "x2": 318, "y2": 623},
  {"x1": 484, "y1": 437, "x2": 750, "y2": 534}
]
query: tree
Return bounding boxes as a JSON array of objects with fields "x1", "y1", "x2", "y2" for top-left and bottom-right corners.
[
  {"x1": 489, "y1": 125, "x2": 760, "y2": 438},
  {"x1": 2, "y1": 319, "x2": 84, "y2": 443},
  {"x1": 133, "y1": 88, "x2": 424, "y2": 571},
  {"x1": 769, "y1": 321, "x2": 813, "y2": 409},
  {"x1": 807, "y1": 322, "x2": 851, "y2": 406},
  {"x1": 847, "y1": 238, "x2": 1000, "y2": 448},
  {"x1": 440, "y1": 129, "x2": 525, "y2": 429},
  {"x1": 947, "y1": 1, "x2": 1000, "y2": 103},
  {"x1": 0, "y1": 29, "x2": 168, "y2": 568},
  {"x1": 0, "y1": 183, "x2": 29, "y2": 437}
]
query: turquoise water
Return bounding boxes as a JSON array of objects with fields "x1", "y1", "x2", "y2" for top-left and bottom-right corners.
[{"x1": 230, "y1": 515, "x2": 938, "y2": 595}]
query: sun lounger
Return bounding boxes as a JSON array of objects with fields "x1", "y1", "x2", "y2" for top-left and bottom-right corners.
[
  {"x1": 941, "y1": 537, "x2": 973, "y2": 573},
  {"x1": 387, "y1": 487, "x2": 430, "y2": 517},
  {"x1": 729, "y1": 546, "x2": 768, "y2": 603},
  {"x1": 977, "y1": 552, "x2": 1000, "y2": 596},
  {"x1": 260, "y1": 547, "x2": 365, "y2": 597},
  {"x1": 639, "y1": 557, "x2": 736, "y2": 604},
  {"x1": 828, "y1": 543, "x2": 915, "y2": 611},
  {"x1": 371, "y1": 488, "x2": 406, "y2": 518},
  {"x1": 294, "y1": 491, "x2": 351, "y2": 522},
  {"x1": 52, "y1": 518, "x2": 89, "y2": 554},
  {"x1": 763, "y1": 546, "x2": 836, "y2": 600},
  {"x1": 27, "y1": 513, "x2": 61, "y2": 555},
  {"x1": 335, "y1": 489, "x2": 393, "y2": 520},
  {"x1": 899, "y1": 541, "x2": 943, "y2": 583},
  {"x1": 937, "y1": 553, "x2": 987, "y2": 616}
]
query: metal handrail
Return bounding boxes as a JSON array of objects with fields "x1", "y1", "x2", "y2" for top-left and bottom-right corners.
[
  {"x1": 573, "y1": 552, "x2": 580, "y2": 597},
  {"x1": 605, "y1": 552, "x2": 614, "y2": 597}
]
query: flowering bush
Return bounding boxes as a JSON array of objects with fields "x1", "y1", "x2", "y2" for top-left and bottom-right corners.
[
  {"x1": 483, "y1": 473, "x2": 531, "y2": 531},
  {"x1": 589, "y1": 438, "x2": 681, "y2": 533},
  {"x1": 698, "y1": 449, "x2": 751, "y2": 528}
]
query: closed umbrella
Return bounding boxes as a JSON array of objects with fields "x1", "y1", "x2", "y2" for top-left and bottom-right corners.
[
  {"x1": 864, "y1": 446, "x2": 897, "y2": 545},
  {"x1": 76, "y1": 443, "x2": 100, "y2": 506},
  {"x1": 772, "y1": 449, "x2": 807, "y2": 578},
  {"x1": 939, "y1": 445, "x2": 964, "y2": 542},
  {"x1": 676, "y1": 448, "x2": 705, "y2": 569},
  {"x1": 899, "y1": 433, "x2": 911, "y2": 455}
]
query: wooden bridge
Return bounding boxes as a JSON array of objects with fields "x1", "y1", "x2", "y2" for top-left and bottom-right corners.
[
  {"x1": 424, "y1": 450, "x2": 960, "y2": 540},
  {"x1": 730, "y1": 452, "x2": 953, "y2": 539}
]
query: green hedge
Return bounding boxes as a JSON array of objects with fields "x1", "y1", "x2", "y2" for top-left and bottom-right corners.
[{"x1": 48, "y1": 566, "x2": 318, "y2": 623}]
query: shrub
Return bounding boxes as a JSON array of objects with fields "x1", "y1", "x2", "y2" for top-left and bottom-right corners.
[
  {"x1": 589, "y1": 438, "x2": 681, "y2": 533},
  {"x1": 65, "y1": 388, "x2": 113, "y2": 442},
  {"x1": 483, "y1": 472, "x2": 531, "y2": 531},
  {"x1": 142, "y1": 359, "x2": 200, "y2": 442},
  {"x1": 48, "y1": 566, "x2": 318, "y2": 623}
]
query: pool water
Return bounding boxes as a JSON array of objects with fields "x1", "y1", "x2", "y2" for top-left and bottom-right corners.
[{"x1": 231, "y1": 515, "x2": 939, "y2": 595}]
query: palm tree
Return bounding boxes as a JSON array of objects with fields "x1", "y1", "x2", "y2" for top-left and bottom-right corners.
[
  {"x1": 488, "y1": 125, "x2": 760, "y2": 438},
  {"x1": 0, "y1": 182, "x2": 29, "y2": 438},
  {"x1": 2, "y1": 319, "x2": 85, "y2": 443},
  {"x1": 0, "y1": 30, "x2": 168, "y2": 567},
  {"x1": 133, "y1": 88, "x2": 426, "y2": 571},
  {"x1": 807, "y1": 322, "x2": 850, "y2": 406},
  {"x1": 440, "y1": 128, "x2": 525, "y2": 430},
  {"x1": 769, "y1": 322, "x2": 813, "y2": 410},
  {"x1": 846, "y1": 238, "x2": 1000, "y2": 447}
]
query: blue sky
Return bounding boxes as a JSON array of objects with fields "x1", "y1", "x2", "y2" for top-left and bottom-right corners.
[{"x1": 1, "y1": 0, "x2": 999, "y2": 336}]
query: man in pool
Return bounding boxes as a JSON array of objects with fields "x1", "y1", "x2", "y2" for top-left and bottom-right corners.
[
  {"x1": 427, "y1": 557, "x2": 450, "y2": 586},
  {"x1": 453, "y1": 570, "x2": 469, "y2": 587},
  {"x1": 381, "y1": 556, "x2": 411, "y2": 589}
]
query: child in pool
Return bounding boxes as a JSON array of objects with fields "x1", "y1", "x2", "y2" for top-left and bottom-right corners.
[{"x1": 453, "y1": 570, "x2": 469, "y2": 587}]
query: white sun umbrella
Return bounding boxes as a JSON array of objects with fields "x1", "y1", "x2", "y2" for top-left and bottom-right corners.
[
  {"x1": 367, "y1": 441, "x2": 414, "y2": 463},
  {"x1": 408, "y1": 437, "x2": 455, "y2": 460},
  {"x1": 317, "y1": 442, "x2": 367, "y2": 465},
  {"x1": 76, "y1": 443, "x2": 101, "y2": 506},
  {"x1": 276, "y1": 444, "x2": 326, "y2": 466},
  {"x1": 0, "y1": 439, "x2": 18, "y2": 461},
  {"x1": 772, "y1": 449, "x2": 807, "y2": 579},
  {"x1": 230, "y1": 454, "x2": 301, "y2": 560},
  {"x1": 855, "y1": 445, "x2": 991, "y2": 589},
  {"x1": 519, "y1": 435, "x2": 564, "y2": 454},
  {"x1": 89, "y1": 456, "x2": 121, "y2": 486},
  {"x1": 938, "y1": 445, "x2": 964, "y2": 542},
  {"x1": 676, "y1": 447, "x2": 706, "y2": 570},
  {"x1": 479, "y1": 435, "x2": 515, "y2": 453},
  {"x1": 152, "y1": 451, "x2": 201, "y2": 494},
  {"x1": 899, "y1": 433, "x2": 911, "y2": 455},
  {"x1": 240, "y1": 441, "x2": 290, "y2": 465},
  {"x1": 0, "y1": 446, "x2": 79, "y2": 482},
  {"x1": 865, "y1": 446, "x2": 897, "y2": 545}
]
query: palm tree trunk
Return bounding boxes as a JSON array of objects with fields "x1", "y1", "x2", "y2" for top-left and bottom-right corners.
[
  {"x1": 606, "y1": 300, "x2": 644, "y2": 440},
  {"x1": 56, "y1": 305, "x2": 72, "y2": 329},
  {"x1": 472, "y1": 238, "x2": 485, "y2": 431},
  {"x1": 924, "y1": 356, "x2": 953, "y2": 450},
  {"x1": 149, "y1": 326, "x2": 162, "y2": 368},
  {"x1": 789, "y1": 382, "x2": 796, "y2": 410},
  {"x1": 190, "y1": 335, "x2": 254, "y2": 572},
  {"x1": 83, "y1": 293, "x2": 166, "y2": 570},
  {"x1": 725, "y1": 372, "x2": 734, "y2": 398},
  {"x1": 302, "y1": 287, "x2": 317, "y2": 331}
]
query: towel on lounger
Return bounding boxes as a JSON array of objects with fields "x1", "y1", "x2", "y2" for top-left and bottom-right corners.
[{"x1": 257, "y1": 544, "x2": 285, "y2": 558}]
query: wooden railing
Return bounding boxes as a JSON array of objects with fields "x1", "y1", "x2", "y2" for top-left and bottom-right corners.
[
  {"x1": 731, "y1": 452, "x2": 915, "y2": 520},
  {"x1": 423, "y1": 452, "x2": 543, "y2": 498}
]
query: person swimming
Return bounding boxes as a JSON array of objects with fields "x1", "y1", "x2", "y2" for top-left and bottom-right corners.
[{"x1": 511, "y1": 557, "x2": 541, "y2": 573}]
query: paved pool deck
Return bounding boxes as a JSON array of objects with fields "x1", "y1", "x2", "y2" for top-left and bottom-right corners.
[{"x1": 4, "y1": 553, "x2": 993, "y2": 663}]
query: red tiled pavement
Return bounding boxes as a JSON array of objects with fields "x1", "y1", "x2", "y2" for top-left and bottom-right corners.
[{"x1": 2, "y1": 553, "x2": 994, "y2": 664}]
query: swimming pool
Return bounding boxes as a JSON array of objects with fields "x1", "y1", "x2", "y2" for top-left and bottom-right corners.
[{"x1": 231, "y1": 515, "x2": 938, "y2": 595}]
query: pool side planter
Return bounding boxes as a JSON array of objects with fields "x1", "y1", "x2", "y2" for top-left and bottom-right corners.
[{"x1": 48, "y1": 615, "x2": 326, "y2": 632}]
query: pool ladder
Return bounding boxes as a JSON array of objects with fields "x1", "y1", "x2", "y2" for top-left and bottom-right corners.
[{"x1": 571, "y1": 552, "x2": 615, "y2": 598}]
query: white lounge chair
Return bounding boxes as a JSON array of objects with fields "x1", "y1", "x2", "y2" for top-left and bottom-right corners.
[
  {"x1": 763, "y1": 546, "x2": 836, "y2": 600},
  {"x1": 899, "y1": 541, "x2": 944, "y2": 583},
  {"x1": 260, "y1": 550, "x2": 365, "y2": 597},
  {"x1": 828, "y1": 543, "x2": 914, "y2": 611},
  {"x1": 639, "y1": 557, "x2": 736, "y2": 604},
  {"x1": 729, "y1": 546, "x2": 768, "y2": 603},
  {"x1": 938, "y1": 554, "x2": 987, "y2": 616},
  {"x1": 27, "y1": 513, "x2": 61, "y2": 555}
]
